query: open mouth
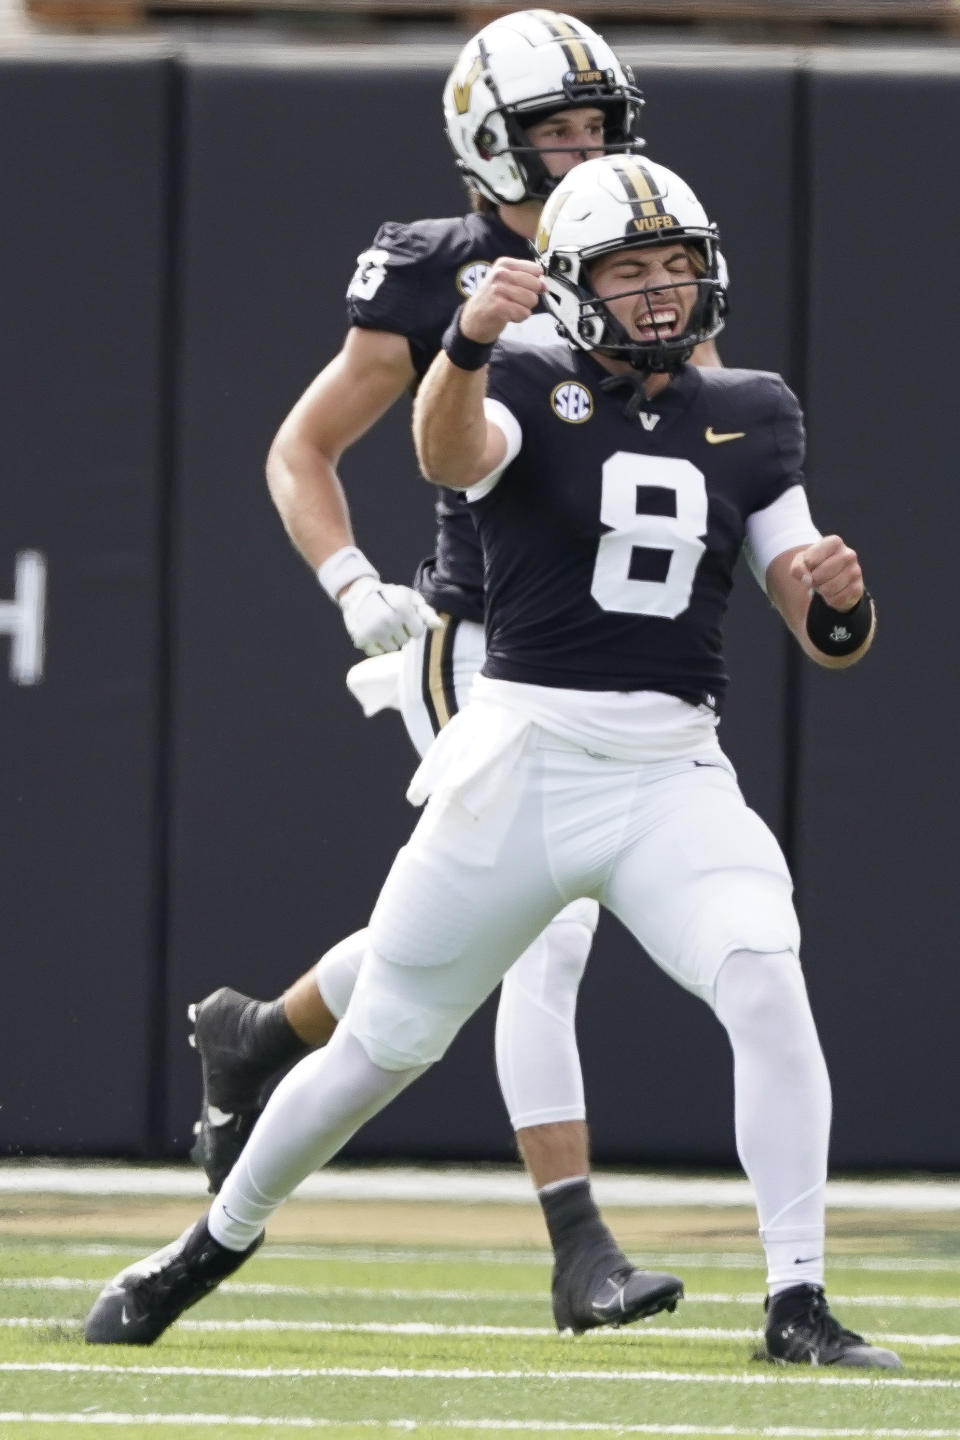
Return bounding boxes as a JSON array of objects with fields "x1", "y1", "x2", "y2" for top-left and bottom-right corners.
[{"x1": 633, "y1": 306, "x2": 680, "y2": 341}]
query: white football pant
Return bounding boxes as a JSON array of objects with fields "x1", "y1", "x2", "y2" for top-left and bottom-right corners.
[
  {"x1": 346, "y1": 728, "x2": 799, "y2": 1071},
  {"x1": 213, "y1": 711, "x2": 830, "y2": 1290}
]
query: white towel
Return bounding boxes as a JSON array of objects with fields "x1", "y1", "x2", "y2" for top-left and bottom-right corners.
[
  {"x1": 344, "y1": 650, "x2": 404, "y2": 718},
  {"x1": 407, "y1": 701, "x2": 532, "y2": 818}
]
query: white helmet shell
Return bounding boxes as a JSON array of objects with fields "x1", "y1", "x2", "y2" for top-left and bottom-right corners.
[
  {"x1": 443, "y1": 10, "x2": 644, "y2": 205},
  {"x1": 535, "y1": 154, "x2": 726, "y2": 361}
]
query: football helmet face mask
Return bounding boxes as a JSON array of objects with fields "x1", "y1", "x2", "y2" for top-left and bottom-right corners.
[
  {"x1": 536, "y1": 155, "x2": 728, "y2": 374},
  {"x1": 443, "y1": 9, "x2": 645, "y2": 206}
]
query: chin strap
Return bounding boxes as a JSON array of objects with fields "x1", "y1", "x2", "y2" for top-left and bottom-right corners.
[{"x1": 597, "y1": 370, "x2": 656, "y2": 419}]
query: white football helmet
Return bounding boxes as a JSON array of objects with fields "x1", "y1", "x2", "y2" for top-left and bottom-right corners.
[
  {"x1": 536, "y1": 154, "x2": 727, "y2": 372},
  {"x1": 443, "y1": 9, "x2": 644, "y2": 206}
]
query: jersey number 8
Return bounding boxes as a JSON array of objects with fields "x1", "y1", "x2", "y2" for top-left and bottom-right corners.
[{"x1": 592, "y1": 453, "x2": 708, "y2": 619}]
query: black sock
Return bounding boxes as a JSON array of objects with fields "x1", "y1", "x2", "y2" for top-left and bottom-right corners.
[
  {"x1": 539, "y1": 1178, "x2": 627, "y2": 1271},
  {"x1": 236, "y1": 997, "x2": 312, "y2": 1074}
]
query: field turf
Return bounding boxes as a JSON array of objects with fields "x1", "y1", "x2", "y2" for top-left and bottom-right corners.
[{"x1": 1, "y1": 1183, "x2": 959, "y2": 1438}]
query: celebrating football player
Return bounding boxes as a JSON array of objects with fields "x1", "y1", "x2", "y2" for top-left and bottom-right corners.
[{"x1": 85, "y1": 153, "x2": 897, "y2": 1370}]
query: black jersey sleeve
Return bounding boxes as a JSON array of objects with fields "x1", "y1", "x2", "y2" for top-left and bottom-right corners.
[
  {"x1": 766, "y1": 376, "x2": 806, "y2": 503},
  {"x1": 344, "y1": 221, "x2": 433, "y2": 337}
]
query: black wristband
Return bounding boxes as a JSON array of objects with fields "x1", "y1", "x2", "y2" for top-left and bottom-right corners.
[
  {"x1": 805, "y1": 589, "x2": 874, "y2": 656},
  {"x1": 441, "y1": 306, "x2": 495, "y2": 371}
]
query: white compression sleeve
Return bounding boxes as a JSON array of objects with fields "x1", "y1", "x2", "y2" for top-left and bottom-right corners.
[
  {"x1": 711, "y1": 948, "x2": 832, "y2": 1292},
  {"x1": 495, "y1": 913, "x2": 593, "y2": 1131},
  {"x1": 208, "y1": 1026, "x2": 426, "y2": 1251}
]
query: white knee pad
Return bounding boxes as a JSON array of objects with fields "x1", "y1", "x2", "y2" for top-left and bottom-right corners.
[
  {"x1": 343, "y1": 943, "x2": 483, "y2": 1071},
  {"x1": 713, "y1": 948, "x2": 820, "y2": 1053},
  {"x1": 314, "y1": 929, "x2": 367, "y2": 1022}
]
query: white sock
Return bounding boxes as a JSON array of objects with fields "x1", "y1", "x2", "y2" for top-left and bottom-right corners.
[
  {"x1": 314, "y1": 929, "x2": 367, "y2": 1021},
  {"x1": 712, "y1": 949, "x2": 832, "y2": 1293},
  {"x1": 495, "y1": 918, "x2": 591, "y2": 1130},
  {"x1": 209, "y1": 1026, "x2": 424, "y2": 1251}
]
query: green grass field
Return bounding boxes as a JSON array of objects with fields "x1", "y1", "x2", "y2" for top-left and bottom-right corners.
[{"x1": 1, "y1": 1183, "x2": 959, "y2": 1439}]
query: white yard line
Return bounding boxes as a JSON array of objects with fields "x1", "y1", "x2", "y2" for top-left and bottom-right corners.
[
  {"x1": 39, "y1": 1243, "x2": 960, "y2": 1273},
  {"x1": 2, "y1": 1415, "x2": 960, "y2": 1436},
  {"x1": 1, "y1": 1163, "x2": 958, "y2": 1211},
  {"x1": 3, "y1": 1315, "x2": 958, "y2": 1347},
  {"x1": 5, "y1": 1275, "x2": 959, "y2": 1310},
  {"x1": 2, "y1": 1360, "x2": 959, "y2": 1389}
]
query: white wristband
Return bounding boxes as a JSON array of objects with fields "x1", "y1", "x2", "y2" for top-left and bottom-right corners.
[{"x1": 316, "y1": 546, "x2": 379, "y2": 602}]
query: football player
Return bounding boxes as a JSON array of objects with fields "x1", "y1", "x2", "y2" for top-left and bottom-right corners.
[
  {"x1": 86, "y1": 155, "x2": 898, "y2": 1371},
  {"x1": 186, "y1": 9, "x2": 688, "y2": 1338}
]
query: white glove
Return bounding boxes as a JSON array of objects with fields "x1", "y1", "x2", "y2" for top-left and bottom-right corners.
[{"x1": 339, "y1": 575, "x2": 441, "y2": 656}]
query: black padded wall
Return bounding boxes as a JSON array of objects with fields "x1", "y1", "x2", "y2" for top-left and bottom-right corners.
[
  {"x1": 794, "y1": 62, "x2": 960, "y2": 1167},
  {"x1": 0, "y1": 53, "x2": 172, "y2": 1152}
]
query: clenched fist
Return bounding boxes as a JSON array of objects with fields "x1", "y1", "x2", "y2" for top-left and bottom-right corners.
[
  {"x1": 460, "y1": 257, "x2": 547, "y2": 345},
  {"x1": 790, "y1": 534, "x2": 864, "y2": 613}
]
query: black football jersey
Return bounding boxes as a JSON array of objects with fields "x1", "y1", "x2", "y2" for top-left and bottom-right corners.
[
  {"x1": 346, "y1": 212, "x2": 538, "y2": 623},
  {"x1": 476, "y1": 346, "x2": 806, "y2": 708}
]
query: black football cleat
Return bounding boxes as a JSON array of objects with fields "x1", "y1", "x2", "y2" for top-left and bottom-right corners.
[
  {"x1": 84, "y1": 1217, "x2": 264, "y2": 1345},
  {"x1": 757, "y1": 1283, "x2": 903, "y2": 1368},
  {"x1": 552, "y1": 1258, "x2": 684, "y2": 1335},
  {"x1": 188, "y1": 987, "x2": 278, "y2": 1194}
]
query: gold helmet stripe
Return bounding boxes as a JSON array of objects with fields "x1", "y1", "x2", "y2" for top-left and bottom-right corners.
[
  {"x1": 528, "y1": 9, "x2": 595, "y2": 74},
  {"x1": 612, "y1": 158, "x2": 667, "y2": 221}
]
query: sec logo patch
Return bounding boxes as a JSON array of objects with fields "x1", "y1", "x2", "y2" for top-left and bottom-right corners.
[
  {"x1": 551, "y1": 381, "x2": 593, "y2": 424},
  {"x1": 457, "y1": 261, "x2": 492, "y2": 297}
]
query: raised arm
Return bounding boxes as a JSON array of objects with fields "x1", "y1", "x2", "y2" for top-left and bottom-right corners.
[
  {"x1": 767, "y1": 535, "x2": 875, "y2": 670},
  {"x1": 266, "y1": 327, "x2": 438, "y2": 654},
  {"x1": 414, "y1": 257, "x2": 544, "y2": 490}
]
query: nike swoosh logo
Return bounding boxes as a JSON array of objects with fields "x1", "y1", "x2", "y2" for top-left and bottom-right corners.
[
  {"x1": 120, "y1": 1306, "x2": 131, "y2": 1326},
  {"x1": 794, "y1": 1255, "x2": 822, "y2": 1265},
  {"x1": 705, "y1": 427, "x2": 746, "y2": 444},
  {"x1": 593, "y1": 1284, "x2": 626, "y2": 1318}
]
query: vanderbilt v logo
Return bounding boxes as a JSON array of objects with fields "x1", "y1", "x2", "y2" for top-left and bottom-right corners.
[
  {"x1": 452, "y1": 56, "x2": 483, "y2": 115},
  {"x1": 638, "y1": 412, "x2": 660, "y2": 432}
]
